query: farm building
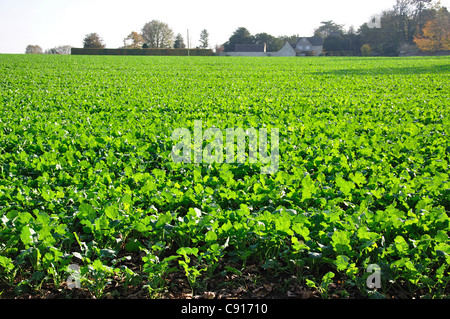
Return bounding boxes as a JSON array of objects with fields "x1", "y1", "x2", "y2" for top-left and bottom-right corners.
[
  {"x1": 293, "y1": 36, "x2": 324, "y2": 56},
  {"x1": 221, "y1": 37, "x2": 323, "y2": 57},
  {"x1": 221, "y1": 43, "x2": 268, "y2": 57},
  {"x1": 273, "y1": 37, "x2": 324, "y2": 56},
  {"x1": 235, "y1": 43, "x2": 267, "y2": 53}
]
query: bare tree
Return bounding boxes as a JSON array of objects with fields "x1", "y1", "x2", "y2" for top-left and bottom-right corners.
[
  {"x1": 410, "y1": 0, "x2": 435, "y2": 38},
  {"x1": 25, "y1": 45, "x2": 43, "y2": 54},
  {"x1": 141, "y1": 20, "x2": 174, "y2": 48},
  {"x1": 45, "y1": 45, "x2": 72, "y2": 54},
  {"x1": 393, "y1": 0, "x2": 434, "y2": 43}
]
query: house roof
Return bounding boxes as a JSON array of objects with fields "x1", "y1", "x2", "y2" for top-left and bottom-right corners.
[
  {"x1": 234, "y1": 44, "x2": 266, "y2": 52},
  {"x1": 286, "y1": 42, "x2": 296, "y2": 49},
  {"x1": 285, "y1": 36, "x2": 324, "y2": 49},
  {"x1": 303, "y1": 36, "x2": 323, "y2": 46}
]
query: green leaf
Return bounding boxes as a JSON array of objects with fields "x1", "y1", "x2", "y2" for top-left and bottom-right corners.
[
  {"x1": 177, "y1": 247, "x2": 199, "y2": 259},
  {"x1": 155, "y1": 212, "x2": 172, "y2": 228},
  {"x1": 0, "y1": 256, "x2": 14, "y2": 272},
  {"x1": 335, "y1": 176, "x2": 355, "y2": 197},
  {"x1": 349, "y1": 171, "x2": 366, "y2": 187},
  {"x1": 17, "y1": 212, "x2": 33, "y2": 225},
  {"x1": 292, "y1": 223, "x2": 310, "y2": 241},
  {"x1": 105, "y1": 206, "x2": 119, "y2": 220},
  {"x1": 121, "y1": 194, "x2": 133, "y2": 205},
  {"x1": 335, "y1": 255, "x2": 349, "y2": 271},
  {"x1": 79, "y1": 202, "x2": 96, "y2": 220},
  {"x1": 331, "y1": 230, "x2": 351, "y2": 253},
  {"x1": 124, "y1": 166, "x2": 133, "y2": 177},
  {"x1": 394, "y1": 236, "x2": 409, "y2": 254},
  {"x1": 301, "y1": 175, "x2": 315, "y2": 200},
  {"x1": 274, "y1": 214, "x2": 293, "y2": 235},
  {"x1": 79, "y1": 160, "x2": 90, "y2": 169},
  {"x1": 435, "y1": 243, "x2": 450, "y2": 256},
  {"x1": 125, "y1": 239, "x2": 143, "y2": 253},
  {"x1": 305, "y1": 279, "x2": 317, "y2": 289},
  {"x1": 205, "y1": 230, "x2": 218, "y2": 242},
  {"x1": 322, "y1": 271, "x2": 335, "y2": 282},
  {"x1": 291, "y1": 236, "x2": 309, "y2": 251},
  {"x1": 20, "y1": 226, "x2": 35, "y2": 246}
]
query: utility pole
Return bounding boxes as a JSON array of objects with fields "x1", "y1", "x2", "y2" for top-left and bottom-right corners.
[{"x1": 187, "y1": 29, "x2": 190, "y2": 56}]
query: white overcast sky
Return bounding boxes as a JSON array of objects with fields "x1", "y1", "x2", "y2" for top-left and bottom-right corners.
[{"x1": 0, "y1": 0, "x2": 448, "y2": 53}]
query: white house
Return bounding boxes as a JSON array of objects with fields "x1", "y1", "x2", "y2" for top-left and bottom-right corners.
[
  {"x1": 221, "y1": 37, "x2": 323, "y2": 57},
  {"x1": 294, "y1": 37, "x2": 323, "y2": 56},
  {"x1": 274, "y1": 37, "x2": 323, "y2": 56}
]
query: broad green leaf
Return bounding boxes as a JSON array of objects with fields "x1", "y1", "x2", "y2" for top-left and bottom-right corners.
[
  {"x1": 335, "y1": 176, "x2": 355, "y2": 196},
  {"x1": 0, "y1": 256, "x2": 14, "y2": 272},
  {"x1": 292, "y1": 223, "x2": 310, "y2": 241},
  {"x1": 155, "y1": 212, "x2": 172, "y2": 228},
  {"x1": 335, "y1": 255, "x2": 349, "y2": 271},
  {"x1": 205, "y1": 230, "x2": 218, "y2": 242},
  {"x1": 349, "y1": 172, "x2": 366, "y2": 187},
  {"x1": 105, "y1": 206, "x2": 119, "y2": 220},
  {"x1": 20, "y1": 226, "x2": 35, "y2": 246}
]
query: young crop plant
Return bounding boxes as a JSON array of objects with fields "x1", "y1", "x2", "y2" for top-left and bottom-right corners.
[{"x1": 0, "y1": 54, "x2": 449, "y2": 299}]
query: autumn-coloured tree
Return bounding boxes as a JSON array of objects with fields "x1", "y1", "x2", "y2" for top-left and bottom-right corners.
[
  {"x1": 361, "y1": 44, "x2": 372, "y2": 56},
  {"x1": 123, "y1": 31, "x2": 144, "y2": 49},
  {"x1": 414, "y1": 7, "x2": 450, "y2": 51}
]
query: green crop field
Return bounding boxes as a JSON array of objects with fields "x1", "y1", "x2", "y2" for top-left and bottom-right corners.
[{"x1": 0, "y1": 54, "x2": 449, "y2": 299}]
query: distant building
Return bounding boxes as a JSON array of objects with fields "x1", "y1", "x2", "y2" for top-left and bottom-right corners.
[
  {"x1": 275, "y1": 37, "x2": 323, "y2": 56},
  {"x1": 276, "y1": 42, "x2": 297, "y2": 57},
  {"x1": 220, "y1": 37, "x2": 323, "y2": 57},
  {"x1": 294, "y1": 37, "x2": 323, "y2": 56},
  {"x1": 220, "y1": 43, "x2": 268, "y2": 56},
  {"x1": 235, "y1": 43, "x2": 266, "y2": 53}
]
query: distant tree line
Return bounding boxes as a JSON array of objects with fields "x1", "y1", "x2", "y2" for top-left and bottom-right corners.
[
  {"x1": 25, "y1": 44, "x2": 72, "y2": 55},
  {"x1": 94, "y1": 21, "x2": 210, "y2": 51},
  {"x1": 414, "y1": 6, "x2": 450, "y2": 51},
  {"x1": 357, "y1": 1, "x2": 449, "y2": 55},
  {"x1": 25, "y1": 1, "x2": 449, "y2": 56},
  {"x1": 221, "y1": 0, "x2": 449, "y2": 56},
  {"x1": 25, "y1": 21, "x2": 210, "y2": 54}
]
